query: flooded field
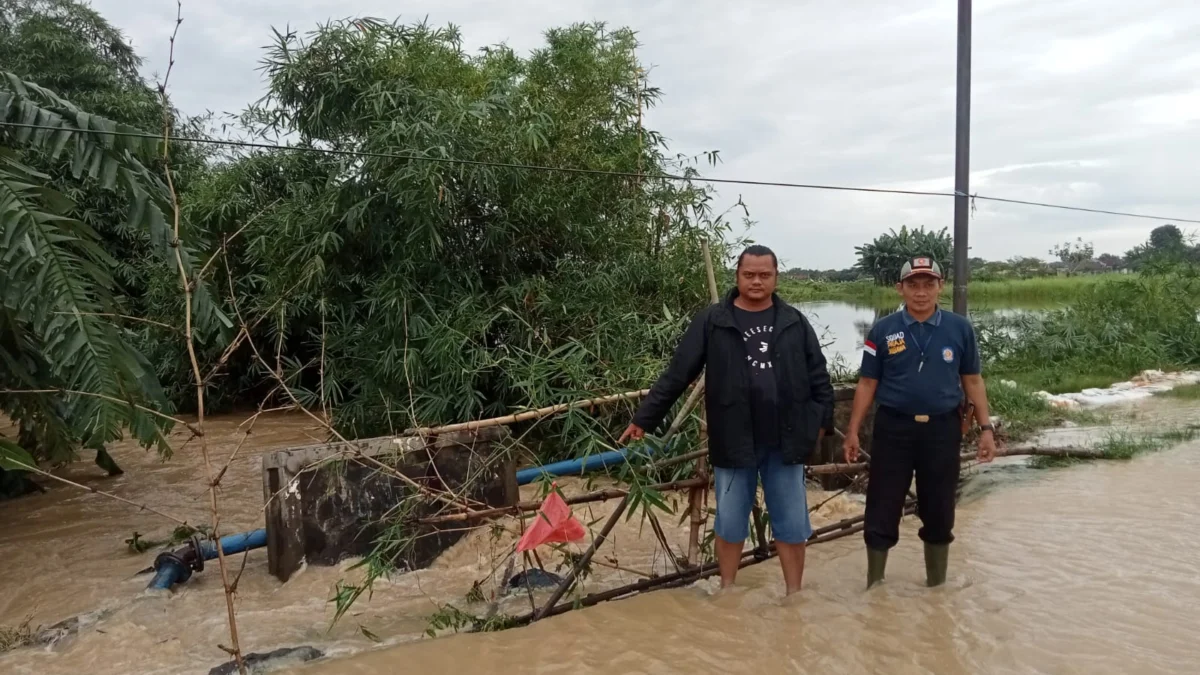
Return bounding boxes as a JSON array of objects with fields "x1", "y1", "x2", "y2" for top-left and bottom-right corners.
[{"x1": 2, "y1": 398, "x2": 1199, "y2": 675}]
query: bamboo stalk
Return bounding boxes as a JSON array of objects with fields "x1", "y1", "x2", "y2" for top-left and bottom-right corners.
[
  {"x1": 504, "y1": 444, "x2": 1118, "y2": 623},
  {"x1": 401, "y1": 389, "x2": 650, "y2": 437},
  {"x1": 418, "y1": 476, "x2": 708, "y2": 525},
  {"x1": 650, "y1": 448, "x2": 708, "y2": 470},
  {"x1": 687, "y1": 237, "x2": 721, "y2": 565},
  {"x1": 424, "y1": 441, "x2": 1104, "y2": 527},
  {"x1": 808, "y1": 461, "x2": 869, "y2": 475},
  {"x1": 988, "y1": 445, "x2": 1106, "y2": 459},
  {"x1": 417, "y1": 455, "x2": 873, "y2": 527},
  {"x1": 0, "y1": 388, "x2": 203, "y2": 437},
  {"x1": 533, "y1": 377, "x2": 707, "y2": 620},
  {"x1": 3, "y1": 457, "x2": 191, "y2": 526},
  {"x1": 158, "y1": 4, "x2": 245, "y2": 673},
  {"x1": 513, "y1": 501, "x2": 916, "y2": 624}
]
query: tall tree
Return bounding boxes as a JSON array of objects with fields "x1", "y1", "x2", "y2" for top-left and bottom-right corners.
[
  {"x1": 183, "y1": 19, "x2": 743, "y2": 458},
  {"x1": 1126, "y1": 224, "x2": 1194, "y2": 270},
  {"x1": 1050, "y1": 238, "x2": 1094, "y2": 276}
]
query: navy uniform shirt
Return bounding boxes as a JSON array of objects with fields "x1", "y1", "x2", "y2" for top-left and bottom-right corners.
[{"x1": 860, "y1": 307, "x2": 981, "y2": 415}]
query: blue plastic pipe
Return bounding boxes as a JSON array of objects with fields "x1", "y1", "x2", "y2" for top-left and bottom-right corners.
[
  {"x1": 515, "y1": 444, "x2": 669, "y2": 485},
  {"x1": 147, "y1": 562, "x2": 185, "y2": 591},
  {"x1": 146, "y1": 528, "x2": 268, "y2": 590},
  {"x1": 200, "y1": 528, "x2": 268, "y2": 560}
]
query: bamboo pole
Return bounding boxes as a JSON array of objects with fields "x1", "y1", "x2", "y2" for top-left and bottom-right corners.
[
  {"x1": 688, "y1": 238, "x2": 721, "y2": 565},
  {"x1": 3, "y1": 457, "x2": 192, "y2": 526},
  {"x1": 510, "y1": 444, "x2": 1116, "y2": 624},
  {"x1": 159, "y1": 3, "x2": 245, "y2": 672},
  {"x1": 401, "y1": 389, "x2": 650, "y2": 437},
  {"x1": 419, "y1": 443, "x2": 1098, "y2": 526},
  {"x1": 419, "y1": 476, "x2": 709, "y2": 525},
  {"x1": 512, "y1": 500, "x2": 917, "y2": 625},
  {"x1": 532, "y1": 376, "x2": 707, "y2": 620}
]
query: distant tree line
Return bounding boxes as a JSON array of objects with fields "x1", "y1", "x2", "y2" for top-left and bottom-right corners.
[{"x1": 785, "y1": 224, "x2": 1198, "y2": 286}]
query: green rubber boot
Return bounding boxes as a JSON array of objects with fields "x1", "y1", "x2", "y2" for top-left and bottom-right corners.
[
  {"x1": 866, "y1": 547, "x2": 888, "y2": 589},
  {"x1": 924, "y1": 543, "x2": 950, "y2": 587}
]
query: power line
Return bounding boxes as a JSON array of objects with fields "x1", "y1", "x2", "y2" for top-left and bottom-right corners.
[
  {"x1": 0, "y1": 121, "x2": 954, "y2": 198},
  {"x1": 966, "y1": 194, "x2": 1200, "y2": 224},
  {"x1": 3, "y1": 120, "x2": 1199, "y2": 224}
]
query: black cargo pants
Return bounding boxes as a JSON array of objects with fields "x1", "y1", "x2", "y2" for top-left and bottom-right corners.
[{"x1": 863, "y1": 405, "x2": 962, "y2": 550}]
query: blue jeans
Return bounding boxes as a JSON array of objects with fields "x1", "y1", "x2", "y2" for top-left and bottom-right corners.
[{"x1": 713, "y1": 448, "x2": 813, "y2": 545}]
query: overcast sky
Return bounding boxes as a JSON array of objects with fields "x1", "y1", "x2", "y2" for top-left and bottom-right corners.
[{"x1": 94, "y1": 0, "x2": 1200, "y2": 269}]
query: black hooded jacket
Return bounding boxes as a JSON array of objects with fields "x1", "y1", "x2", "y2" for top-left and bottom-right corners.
[{"x1": 631, "y1": 288, "x2": 835, "y2": 468}]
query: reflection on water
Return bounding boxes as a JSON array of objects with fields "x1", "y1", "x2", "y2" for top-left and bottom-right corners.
[{"x1": 795, "y1": 300, "x2": 1048, "y2": 367}]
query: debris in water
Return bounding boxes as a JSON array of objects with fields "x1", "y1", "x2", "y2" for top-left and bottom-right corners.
[
  {"x1": 0, "y1": 616, "x2": 36, "y2": 652},
  {"x1": 505, "y1": 568, "x2": 565, "y2": 594},
  {"x1": 514, "y1": 486, "x2": 585, "y2": 552},
  {"x1": 33, "y1": 608, "x2": 113, "y2": 650},
  {"x1": 1035, "y1": 370, "x2": 1200, "y2": 409},
  {"x1": 208, "y1": 646, "x2": 324, "y2": 675}
]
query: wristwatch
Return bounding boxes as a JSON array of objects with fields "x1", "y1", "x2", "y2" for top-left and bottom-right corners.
[{"x1": 979, "y1": 424, "x2": 995, "y2": 433}]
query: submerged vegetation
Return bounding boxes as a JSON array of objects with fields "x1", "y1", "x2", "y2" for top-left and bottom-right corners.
[
  {"x1": 1028, "y1": 426, "x2": 1200, "y2": 469},
  {"x1": 0, "y1": 616, "x2": 36, "y2": 652},
  {"x1": 1159, "y1": 383, "x2": 1200, "y2": 399}
]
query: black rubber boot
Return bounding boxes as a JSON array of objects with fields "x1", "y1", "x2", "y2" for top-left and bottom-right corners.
[
  {"x1": 924, "y1": 543, "x2": 949, "y2": 587},
  {"x1": 866, "y1": 547, "x2": 888, "y2": 589}
]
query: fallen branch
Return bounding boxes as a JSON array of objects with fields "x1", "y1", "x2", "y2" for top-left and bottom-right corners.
[
  {"x1": 0, "y1": 388, "x2": 202, "y2": 437},
  {"x1": 51, "y1": 312, "x2": 180, "y2": 333},
  {"x1": 533, "y1": 379, "x2": 705, "y2": 620},
  {"x1": 420, "y1": 478, "x2": 712, "y2": 527},
  {"x1": 988, "y1": 445, "x2": 1107, "y2": 460},
  {"x1": 3, "y1": 457, "x2": 190, "y2": 526},
  {"x1": 512, "y1": 501, "x2": 917, "y2": 624},
  {"x1": 159, "y1": 4, "x2": 245, "y2": 672},
  {"x1": 417, "y1": 456, "x2": 881, "y2": 526},
  {"x1": 402, "y1": 389, "x2": 650, "y2": 437}
]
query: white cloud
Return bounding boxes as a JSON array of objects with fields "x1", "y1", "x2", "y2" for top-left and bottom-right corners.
[{"x1": 92, "y1": 0, "x2": 1200, "y2": 268}]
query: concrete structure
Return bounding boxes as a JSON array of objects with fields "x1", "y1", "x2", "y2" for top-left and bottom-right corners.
[{"x1": 261, "y1": 427, "x2": 517, "y2": 582}]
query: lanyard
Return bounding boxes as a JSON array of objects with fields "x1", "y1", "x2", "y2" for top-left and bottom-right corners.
[{"x1": 912, "y1": 321, "x2": 937, "y2": 372}]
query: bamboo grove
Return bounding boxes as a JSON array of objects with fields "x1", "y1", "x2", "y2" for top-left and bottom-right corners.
[{"x1": 0, "y1": 2, "x2": 750, "y2": 483}]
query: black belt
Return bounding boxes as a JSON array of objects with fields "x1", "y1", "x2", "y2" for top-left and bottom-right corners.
[{"x1": 877, "y1": 405, "x2": 958, "y2": 423}]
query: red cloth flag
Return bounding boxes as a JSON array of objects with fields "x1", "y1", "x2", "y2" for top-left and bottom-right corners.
[{"x1": 516, "y1": 487, "x2": 586, "y2": 552}]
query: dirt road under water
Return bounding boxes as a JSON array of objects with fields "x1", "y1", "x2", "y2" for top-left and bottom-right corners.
[{"x1": 2, "y1": 399, "x2": 1199, "y2": 674}]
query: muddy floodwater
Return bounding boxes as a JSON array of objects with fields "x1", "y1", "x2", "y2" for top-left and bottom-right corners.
[{"x1": 3, "y1": 398, "x2": 1199, "y2": 675}]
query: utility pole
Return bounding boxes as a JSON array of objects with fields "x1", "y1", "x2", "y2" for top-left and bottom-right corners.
[{"x1": 952, "y1": 0, "x2": 972, "y2": 315}]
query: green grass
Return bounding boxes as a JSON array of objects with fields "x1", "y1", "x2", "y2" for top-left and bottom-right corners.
[
  {"x1": 986, "y1": 380, "x2": 1102, "y2": 442},
  {"x1": 1159, "y1": 383, "x2": 1200, "y2": 399},
  {"x1": 964, "y1": 275, "x2": 1127, "y2": 303},
  {"x1": 990, "y1": 367, "x2": 1135, "y2": 395}
]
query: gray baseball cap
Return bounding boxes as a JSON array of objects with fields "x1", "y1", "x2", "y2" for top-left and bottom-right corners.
[{"x1": 900, "y1": 256, "x2": 943, "y2": 281}]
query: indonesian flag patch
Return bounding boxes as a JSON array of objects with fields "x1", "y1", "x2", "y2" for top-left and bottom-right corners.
[{"x1": 863, "y1": 339, "x2": 877, "y2": 357}]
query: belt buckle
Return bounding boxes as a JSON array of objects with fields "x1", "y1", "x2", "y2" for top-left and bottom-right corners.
[{"x1": 914, "y1": 414, "x2": 930, "y2": 423}]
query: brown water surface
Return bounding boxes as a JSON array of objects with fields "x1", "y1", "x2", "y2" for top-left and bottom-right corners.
[{"x1": 3, "y1": 400, "x2": 1199, "y2": 675}]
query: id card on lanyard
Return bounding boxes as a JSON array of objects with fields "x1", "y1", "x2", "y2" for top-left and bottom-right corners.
[{"x1": 913, "y1": 322, "x2": 937, "y2": 373}]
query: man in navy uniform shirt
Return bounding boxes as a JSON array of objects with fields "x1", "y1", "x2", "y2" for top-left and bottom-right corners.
[{"x1": 843, "y1": 256, "x2": 996, "y2": 588}]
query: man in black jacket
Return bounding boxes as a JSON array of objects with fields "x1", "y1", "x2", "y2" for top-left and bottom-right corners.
[{"x1": 619, "y1": 245, "x2": 835, "y2": 595}]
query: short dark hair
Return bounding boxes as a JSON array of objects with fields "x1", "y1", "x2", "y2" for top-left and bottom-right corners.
[{"x1": 736, "y1": 245, "x2": 778, "y2": 270}]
